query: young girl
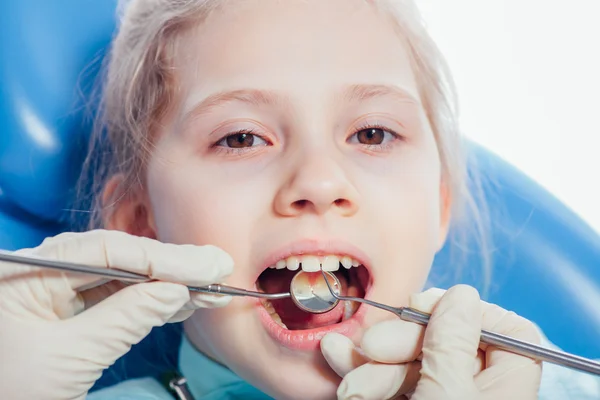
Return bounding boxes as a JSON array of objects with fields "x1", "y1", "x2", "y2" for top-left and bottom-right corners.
[{"x1": 1, "y1": 0, "x2": 598, "y2": 399}]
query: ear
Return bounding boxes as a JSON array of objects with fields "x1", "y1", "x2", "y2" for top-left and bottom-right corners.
[
  {"x1": 102, "y1": 174, "x2": 157, "y2": 239},
  {"x1": 437, "y1": 179, "x2": 452, "y2": 250}
]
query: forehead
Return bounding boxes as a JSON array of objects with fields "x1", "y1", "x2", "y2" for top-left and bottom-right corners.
[{"x1": 175, "y1": 0, "x2": 419, "y2": 108}]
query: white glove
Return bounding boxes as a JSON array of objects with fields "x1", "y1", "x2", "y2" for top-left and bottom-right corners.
[
  {"x1": 0, "y1": 229, "x2": 234, "y2": 400},
  {"x1": 321, "y1": 285, "x2": 542, "y2": 400}
]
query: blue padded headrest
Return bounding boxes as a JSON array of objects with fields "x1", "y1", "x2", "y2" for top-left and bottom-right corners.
[
  {"x1": 0, "y1": 0, "x2": 118, "y2": 224},
  {"x1": 429, "y1": 149, "x2": 600, "y2": 360},
  {"x1": 1, "y1": 1, "x2": 599, "y2": 390}
]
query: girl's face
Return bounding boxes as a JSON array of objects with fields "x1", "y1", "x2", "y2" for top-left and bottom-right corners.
[{"x1": 134, "y1": 0, "x2": 449, "y2": 398}]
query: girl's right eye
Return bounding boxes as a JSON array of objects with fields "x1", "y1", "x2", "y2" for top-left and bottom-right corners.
[{"x1": 214, "y1": 130, "x2": 269, "y2": 153}]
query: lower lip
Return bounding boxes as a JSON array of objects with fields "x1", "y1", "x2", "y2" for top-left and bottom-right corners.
[{"x1": 256, "y1": 300, "x2": 367, "y2": 351}]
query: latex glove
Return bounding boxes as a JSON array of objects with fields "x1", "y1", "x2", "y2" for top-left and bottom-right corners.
[
  {"x1": 321, "y1": 285, "x2": 542, "y2": 400},
  {"x1": 0, "y1": 229, "x2": 234, "y2": 400}
]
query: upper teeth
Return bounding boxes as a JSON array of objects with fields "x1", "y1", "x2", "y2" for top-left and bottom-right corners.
[{"x1": 268, "y1": 254, "x2": 361, "y2": 272}]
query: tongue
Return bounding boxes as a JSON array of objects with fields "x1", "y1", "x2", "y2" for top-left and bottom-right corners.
[{"x1": 259, "y1": 269, "x2": 347, "y2": 330}]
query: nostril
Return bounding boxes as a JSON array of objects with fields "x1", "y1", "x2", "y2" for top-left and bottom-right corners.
[
  {"x1": 334, "y1": 199, "x2": 349, "y2": 207},
  {"x1": 292, "y1": 199, "x2": 309, "y2": 210},
  {"x1": 288, "y1": 198, "x2": 354, "y2": 214}
]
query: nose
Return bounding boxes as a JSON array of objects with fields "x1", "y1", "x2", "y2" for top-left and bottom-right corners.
[{"x1": 274, "y1": 152, "x2": 360, "y2": 217}]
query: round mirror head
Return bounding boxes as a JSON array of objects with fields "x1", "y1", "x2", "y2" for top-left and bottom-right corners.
[{"x1": 290, "y1": 270, "x2": 341, "y2": 314}]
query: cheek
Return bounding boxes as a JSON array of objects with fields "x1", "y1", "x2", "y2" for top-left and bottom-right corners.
[
  {"x1": 363, "y1": 154, "x2": 442, "y2": 247},
  {"x1": 374, "y1": 176, "x2": 440, "y2": 262},
  {"x1": 364, "y1": 157, "x2": 442, "y2": 285},
  {"x1": 145, "y1": 160, "x2": 268, "y2": 273}
]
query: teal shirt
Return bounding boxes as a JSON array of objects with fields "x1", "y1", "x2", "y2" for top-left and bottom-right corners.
[
  {"x1": 87, "y1": 335, "x2": 271, "y2": 400},
  {"x1": 88, "y1": 332, "x2": 600, "y2": 400}
]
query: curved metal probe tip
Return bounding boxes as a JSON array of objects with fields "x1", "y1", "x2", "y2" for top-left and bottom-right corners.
[
  {"x1": 319, "y1": 269, "x2": 399, "y2": 314},
  {"x1": 310, "y1": 286, "x2": 337, "y2": 307}
]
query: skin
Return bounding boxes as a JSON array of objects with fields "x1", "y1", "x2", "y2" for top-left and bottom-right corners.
[{"x1": 106, "y1": 0, "x2": 452, "y2": 398}]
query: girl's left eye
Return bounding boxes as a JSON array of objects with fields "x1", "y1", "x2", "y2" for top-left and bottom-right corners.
[
  {"x1": 348, "y1": 126, "x2": 399, "y2": 147},
  {"x1": 215, "y1": 131, "x2": 268, "y2": 149}
]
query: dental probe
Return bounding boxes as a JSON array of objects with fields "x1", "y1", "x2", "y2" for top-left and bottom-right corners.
[
  {"x1": 10, "y1": 248, "x2": 598, "y2": 377},
  {"x1": 0, "y1": 250, "x2": 291, "y2": 301},
  {"x1": 317, "y1": 269, "x2": 600, "y2": 377}
]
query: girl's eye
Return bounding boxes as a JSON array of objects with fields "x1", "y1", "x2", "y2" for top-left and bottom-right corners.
[
  {"x1": 356, "y1": 128, "x2": 385, "y2": 145},
  {"x1": 217, "y1": 131, "x2": 268, "y2": 149},
  {"x1": 348, "y1": 125, "x2": 399, "y2": 147}
]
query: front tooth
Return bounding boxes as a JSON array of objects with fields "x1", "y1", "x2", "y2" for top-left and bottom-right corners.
[
  {"x1": 286, "y1": 256, "x2": 300, "y2": 271},
  {"x1": 276, "y1": 260, "x2": 286, "y2": 269},
  {"x1": 351, "y1": 258, "x2": 360, "y2": 267},
  {"x1": 322, "y1": 255, "x2": 340, "y2": 271},
  {"x1": 341, "y1": 256, "x2": 353, "y2": 269},
  {"x1": 301, "y1": 255, "x2": 320, "y2": 272}
]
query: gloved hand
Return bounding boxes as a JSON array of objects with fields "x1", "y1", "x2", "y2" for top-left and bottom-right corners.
[
  {"x1": 0, "y1": 229, "x2": 234, "y2": 400},
  {"x1": 321, "y1": 285, "x2": 542, "y2": 400}
]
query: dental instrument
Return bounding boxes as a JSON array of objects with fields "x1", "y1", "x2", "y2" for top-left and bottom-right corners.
[
  {"x1": 310, "y1": 268, "x2": 600, "y2": 377},
  {"x1": 4, "y1": 249, "x2": 600, "y2": 377},
  {"x1": 288, "y1": 269, "x2": 342, "y2": 313},
  {"x1": 0, "y1": 250, "x2": 290, "y2": 301}
]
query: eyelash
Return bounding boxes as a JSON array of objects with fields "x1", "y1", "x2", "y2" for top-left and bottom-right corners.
[
  {"x1": 349, "y1": 122, "x2": 404, "y2": 152},
  {"x1": 211, "y1": 123, "x2": 404, "y2": 155},
  {"x1": 212, "y1": 129, "x2": 271, "y2": 156}
]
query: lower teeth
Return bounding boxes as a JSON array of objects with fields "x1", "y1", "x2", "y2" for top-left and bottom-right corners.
[
  {"x1": 343, "y1": 301, "x2": 353, "y2": 320},
  {"x1": 270, "y1": 311, "x2": 288, "y2": 329},
  {"x1": 342, "y1": 283, "x2": 361, "y2": 320},
  {"x1": 262, "y1": 300, "x2": 288, "y2": 329}
]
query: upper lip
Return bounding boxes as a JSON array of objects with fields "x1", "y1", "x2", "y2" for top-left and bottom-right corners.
[{"x1": 254, "y1": 238, "x2": 372, "y2": 281}]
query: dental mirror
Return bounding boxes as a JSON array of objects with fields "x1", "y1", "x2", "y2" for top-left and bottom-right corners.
[{"x1": 289, "y1": 270, "x2": 341, "y2": 313}]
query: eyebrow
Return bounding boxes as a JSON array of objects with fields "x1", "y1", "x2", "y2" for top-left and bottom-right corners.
[
  {"x1": 343, "y1": 84, "x2": 421, "y2": 105},
  {"x1": 181, "y1": 84, "x2": 420, "y2": 125},
  {"x1": 181, "y1": 89, "x2": 285, "y2": 124}
]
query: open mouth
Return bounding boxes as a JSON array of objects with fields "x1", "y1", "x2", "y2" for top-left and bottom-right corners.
[{"x1": 256, "y1": 255, "x2": 370, "y2": 331}]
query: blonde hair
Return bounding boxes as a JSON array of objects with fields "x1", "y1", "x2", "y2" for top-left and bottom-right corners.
[{"x1": 75, "y1": 0, "x2": 491, "y2": 290}]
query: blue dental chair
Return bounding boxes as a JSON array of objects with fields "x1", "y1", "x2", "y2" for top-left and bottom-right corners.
[{"x1": 2, "y1": 0, "x2": 599, "y2": 393}]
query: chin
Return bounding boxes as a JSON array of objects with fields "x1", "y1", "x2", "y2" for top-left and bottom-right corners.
[{"x1": 247, "y1": 362, "x2": 342, "y2": 400}]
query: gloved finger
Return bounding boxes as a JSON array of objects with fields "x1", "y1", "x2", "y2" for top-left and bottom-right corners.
[
  {"x1": 79, "y1": 279, "x2": 230, "y2": 324},
  {"x1": 160, "y1": 292, "x2": 232, "y2": 323},
  {"x1": 321, "y1": 332, "x2": 369, "y2": 377},
  {"x1": 411, "y1": 284, "x2": 481, "y2": 399},
  {"x1": 474, "y1": 349, "x2": 486, "y2": 375},
  {"x1": 77, "y1": 282, "x2": 231, "y2": 324},
  {"x1": 66, "y1": 281, "x2": 191, "y2": 367},
  {"x1": 357, "y1": 287, "x2": 446, "y2": 365},
  {"x1": 81, "y1": 281, "x2": 232, "y2": 313},
  {"x1": 478, "y1": 301, "x2": 542, "y2": 363},
  {"x1": 79, "y1": 281, "x2": 128, "y2": 307},
  {"x1": 360, "y1": 319, "x2": 424, "y2": 364},
  {"x1": 410, "y1": 288, "x2": 523, "y2": 378},
  {"x1": 32, "y1": 229, "x2": 234, "y2": 291},
  {"x1": 409, "y1": 287, "x2": 446, "y2": 313},
  {"x1": 475, "y1": 303, "x2": 542, "y2": 395},
  {"x1": 410, "y1": 286, "x2": 486, "y2": 376},
  {"x1": 188, "y1": 292, "x2": 233, "y2": 308},
  {"x1": 168, "y1": 309, "x2": 195, "y2": 323},
  {"x1": 336, "y1": 361, "x2": 421, "y2": 400}
]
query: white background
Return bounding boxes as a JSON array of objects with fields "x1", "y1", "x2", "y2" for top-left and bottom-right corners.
[{"x1": 417, "y1": 0, "x2": 600, "y2": 234}]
